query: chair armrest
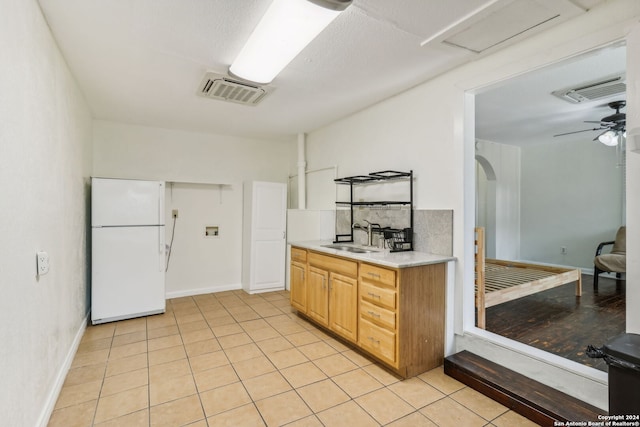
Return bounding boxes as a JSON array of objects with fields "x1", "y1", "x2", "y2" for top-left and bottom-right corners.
[{"x1": 595, "y1": 241, "x2": 615, "y2": 256}]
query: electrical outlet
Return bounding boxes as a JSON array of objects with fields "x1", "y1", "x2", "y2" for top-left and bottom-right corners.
[
  {"x1": 36, "y1": 251, "x2": 49, "y2": 276},
  {"x1": 561, "y1": 246, "x2": 567, "y2": 254},
  {"x1": 172, "y1": 209, "x2": 179, "y2": 218}
]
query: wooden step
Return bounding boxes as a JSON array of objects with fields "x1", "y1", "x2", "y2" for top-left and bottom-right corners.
[{"x1": 444, "y1": 351, "x2": 604, "y2": 425}]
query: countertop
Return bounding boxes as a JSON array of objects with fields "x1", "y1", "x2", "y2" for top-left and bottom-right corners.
[{"x1": 289, "y1": 240, "x2": 456, "y2": 269}]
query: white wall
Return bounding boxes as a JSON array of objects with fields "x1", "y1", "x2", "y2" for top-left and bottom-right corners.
[
  {"x1": 0, "y1": 1, "x2": 93, "y2": 426},
  {"x1": 92, "y1": 120, "x2": 293, "y2": 184},
  {"x1": 93, "y1": 121, "x2": 293, "y2": 296},
  {"x1": 304, "y1": 0, "x2": 640, "y2": 410},
  {"x1": 305, "y1": 81, "x2": 461, "y2": 211},
  {"x1": 476, "y1": 140, "x2": 521, "y2": 260},
  {"x1": 164, "y1": 183, "x2": 243, "y2": 297},
  {"x1": 476, "y1": 135, "x2": 623, "y2": 271},
  {"x1": 520, "y1": 138, "x2": 623, "y2": 269},
  {"x1": 625, "y1": 23, "x2": 640, "y2": 334}
]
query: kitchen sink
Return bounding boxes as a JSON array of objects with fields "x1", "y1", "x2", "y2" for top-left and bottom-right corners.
[{"x1": 321, "y1": 244, "x2": 379, "y2": 253}]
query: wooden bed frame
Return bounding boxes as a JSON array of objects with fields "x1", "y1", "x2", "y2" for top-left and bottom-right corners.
[{"x1": 475, "y1": 227, "x2": 582, "y2": 329}]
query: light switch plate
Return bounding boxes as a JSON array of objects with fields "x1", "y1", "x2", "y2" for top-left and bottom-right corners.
[{"x1": 36, "y1": 251, "x2": 49, "y2": 276}]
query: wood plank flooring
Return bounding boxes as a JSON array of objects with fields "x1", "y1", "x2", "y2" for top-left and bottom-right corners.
[{"x1": 484, "y1": 274, "x2": 625, "y2": 372}]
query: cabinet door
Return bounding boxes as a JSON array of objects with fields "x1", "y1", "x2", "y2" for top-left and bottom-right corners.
[
  {"x1": 329, "y1": 273, "x2": 358, "y2": 343},
  {"x1": 307, "y1": 266, "x2": 329, "y2": 327},
  {"x1": 290, "y1": 261, "x2": 307, "y2": 313}
]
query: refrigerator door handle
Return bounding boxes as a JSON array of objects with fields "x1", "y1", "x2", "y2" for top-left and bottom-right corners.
[
  {"x1": 158, "y1": 226, "x2": 165, "y2": 272},
  {"x1": 158, "y1": 184, "x2": 162, "y2": 224}
]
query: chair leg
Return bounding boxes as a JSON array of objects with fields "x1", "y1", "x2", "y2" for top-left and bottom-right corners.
[{"x1": 593, "y1": 267, "x2": 600, "y2": 289}]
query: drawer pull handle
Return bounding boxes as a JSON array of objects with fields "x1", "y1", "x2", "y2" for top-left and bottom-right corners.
[
  {"x1": 367, "y1": 272, "x2": 381, "y2": 279},
  {"x1": 367, "y1": 292, "x2": 381, "y2": 299},
  {"x1": 367, "y1": 336, "x2": 381, "y2": 344},
  {"x1": 367, "y1": 310, "x2": 380, "y2": 318}
]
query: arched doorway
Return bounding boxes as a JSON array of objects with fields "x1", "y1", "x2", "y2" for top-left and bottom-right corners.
[{"x1": 475, "y1": 154, "x2": 496, "y2": 258}]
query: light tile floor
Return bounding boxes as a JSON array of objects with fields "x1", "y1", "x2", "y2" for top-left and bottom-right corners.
[{"x1": 48, "y1": 290, "x2": 539, "y2": 427}]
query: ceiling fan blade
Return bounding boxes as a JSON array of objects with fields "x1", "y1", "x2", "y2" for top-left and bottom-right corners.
[{"x1": 553, "y1": 127, "x2": 605, "y2": 137}]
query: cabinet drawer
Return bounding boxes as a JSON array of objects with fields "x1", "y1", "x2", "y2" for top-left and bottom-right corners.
[
  {"x1": 358, "y1": 319, "x2": 396, "y2": 365},
  {"x1": 308, "y1": 252, "x2": 357, "y2": 278},
  {"x1": 291, "y1": 247, "x2": 307, "y2": 263},
  {"x1": 360, "y1": 299, "x2": 396, "y2": 330},
  {"x1": 360, "y1": 263, "x2": 396, "y2": 288},
  {"x1": 360, "y1": 282, "x2": 396, "y2": 310}
]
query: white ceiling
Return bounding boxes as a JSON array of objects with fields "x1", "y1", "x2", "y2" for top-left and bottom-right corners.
[
  {"x1": 476, "y1": 43, "x2": 626, "y2": 146},
  {"x1": 37, "y1": 0, "x2": 608, "y2": 141}
]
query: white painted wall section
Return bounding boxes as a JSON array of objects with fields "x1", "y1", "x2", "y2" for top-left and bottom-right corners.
[
  {"x1": 475, "y1": 140, "x2": 521, "y2": 260},
  {"x1": 625, "y1": 23, "x2": 640, "y2": 334},
  {"x1": 520, "y1": 138, "x2": 623, "y2": 270},
  {"x1": 297, "y1": 133, "x2": 307, "y2": 209},
  {"x1": 164, "y1": 183, "x2": 243, "y2": 297},
  {"x1": 0, "y1": 1, "x2": 93, "y2": 425}
]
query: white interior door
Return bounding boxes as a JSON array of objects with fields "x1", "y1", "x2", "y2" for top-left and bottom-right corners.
[{"x1": 251, "y1": 182, "x2": 287, "y2": 291}]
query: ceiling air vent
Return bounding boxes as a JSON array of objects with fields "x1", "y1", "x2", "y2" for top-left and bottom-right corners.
[
  {"x1": 197, "y1": 72, "x2": 272, "y2": 106},
  {"x1": 552, "y1": 75, "x2": 626, "y2": 104}
]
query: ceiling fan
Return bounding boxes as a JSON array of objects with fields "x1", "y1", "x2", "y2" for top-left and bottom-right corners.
[{"x1": 554, "y1": 100, "x2": 627, "y2": 146}]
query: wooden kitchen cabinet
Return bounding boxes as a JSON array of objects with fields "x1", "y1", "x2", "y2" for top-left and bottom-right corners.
[
  {"x1": 289, "y1": 245, "x2": 446, "y2": 378},
  {"x1": 359, "y1": 261, "x2": 446, "y2": 377},
  {"x1": 290, "y1": 247, "x2": 307, "y2": 313},
  {"x1": 358, "y1": 263, "x2": 398, "y2": 366},
  {"x1": 308, "y1": 252, "x2": 358, "y2": 343}
]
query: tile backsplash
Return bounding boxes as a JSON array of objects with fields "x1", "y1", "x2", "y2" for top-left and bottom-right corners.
[
  {"x1": 336, "y1": 208, "x2": 453, "y2": 256},
  {"x1": 413, "y1": 210, "x2": 453, "y2": 256}
]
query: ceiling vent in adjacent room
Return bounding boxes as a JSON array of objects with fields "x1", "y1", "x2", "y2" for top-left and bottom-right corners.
[
  {"x1": 552, "y1": 75, "x2": 626, "y2": 104},
  {"x1": 197, "y1": 72, "x2": 273, "y2": 106}
]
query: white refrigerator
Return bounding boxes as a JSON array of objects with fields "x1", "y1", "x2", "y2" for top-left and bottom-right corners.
[{"x1": 91, "y1": 177, "x2": 166, "y2": 325}]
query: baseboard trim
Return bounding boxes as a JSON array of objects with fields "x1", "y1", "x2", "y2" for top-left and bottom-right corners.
[
  {"x1": 165, "y1": 283, "x2": 242, "y2": 299},
  {"x1": 591, "y1": 270, "x2": 623, "y2": 279},
  {"x1": 37, "y1": 311, "x2": 89, "y2": 427},
  {"x1": 243, "y1": 285, "x2": 286, "y2": 295}
]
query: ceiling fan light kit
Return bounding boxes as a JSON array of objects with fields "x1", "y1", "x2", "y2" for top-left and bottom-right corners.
[
  {"x1": 598, "y1": 130, "x2": 619, "y2": 146},
  {"x1": 229, "y1": 0, "x2": 352, "y2": 85},
  {"x1": 554, "y1": 100, "x2": 626, "y2": 146}
]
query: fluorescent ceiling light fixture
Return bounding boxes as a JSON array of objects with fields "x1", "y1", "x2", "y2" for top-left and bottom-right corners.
[
  {"x1": 598, "y1": 130, "x2": 619, "y2": 146},
  {"x1": 229, "y1": 0, "x2": 351, "y2": 85}
]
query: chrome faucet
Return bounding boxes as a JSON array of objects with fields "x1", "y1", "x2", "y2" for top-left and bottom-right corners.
[{"x1": 363, "y1": 220, "x2": 381, "y2": 246}]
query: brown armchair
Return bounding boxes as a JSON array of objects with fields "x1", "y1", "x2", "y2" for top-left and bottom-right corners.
[{"x1": 593, "y1": 226, "x2": 626, "y2": 288}]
